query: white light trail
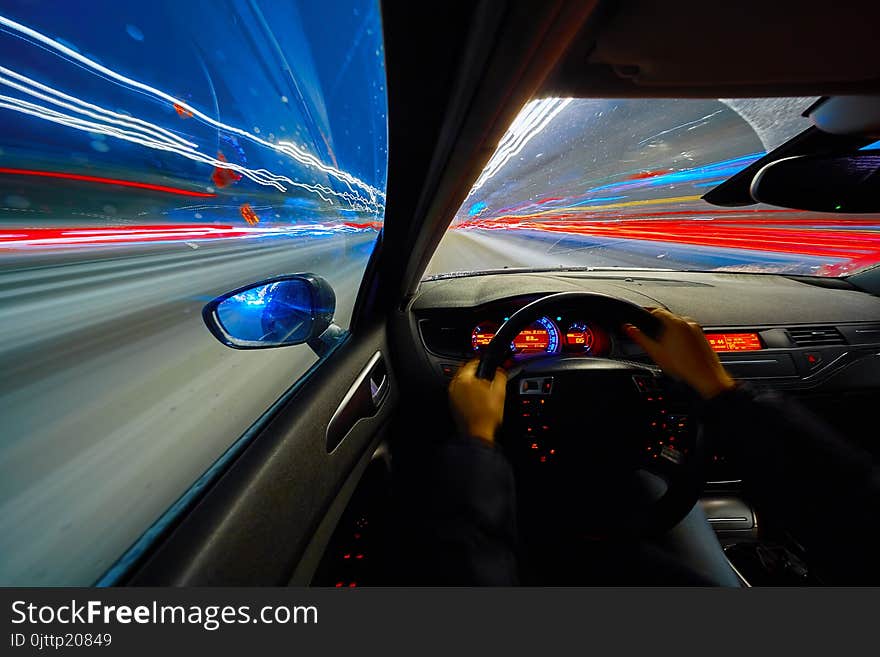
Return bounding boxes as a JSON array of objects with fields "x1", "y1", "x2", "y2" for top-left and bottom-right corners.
[
  {"x1": 0, "y1": 72, "x2": 381, "y2": 211},
  {"x1": 0, "y1": 92, "x2": 362, "y2": 205},
  {"x1": 0, "y1": 13, "x2": 384, "y2": 208},
  {"x1": 469, "y1": 97, "x2": 572, "y2": 195},
  {"x1": 0, "y1": 67, "x2": 197, "y2": 150}
]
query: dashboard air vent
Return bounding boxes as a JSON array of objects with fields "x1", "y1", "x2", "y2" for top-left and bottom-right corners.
[{"x1": 787, "y1": 326, "x2": 846, "y2": 347}]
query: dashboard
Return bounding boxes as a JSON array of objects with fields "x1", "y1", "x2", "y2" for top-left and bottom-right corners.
[
  {"x1": 446, "y1": 311, "x2": 767, "y2": 360},
  {"x1": 412, "y1": 270, "x2": 880, "y2": 394},
  {"x1": 409, "y1": 269, "x2": 880, "y2": 479},
  {"x1": 470, "y1": 314, "x2": 611, "y2": 357}
]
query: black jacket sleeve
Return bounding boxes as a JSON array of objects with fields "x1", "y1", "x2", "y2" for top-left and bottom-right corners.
[
  {"x1": 394, "y1": 437, "x2": 518, "y2": 585},
  {"x1": 701, "y1": 384, "x2": 879, "y2": 583}
]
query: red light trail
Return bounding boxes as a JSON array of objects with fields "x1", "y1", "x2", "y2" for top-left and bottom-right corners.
[
  {"x1": 457, "y1": 215, "x2": 880, "y2": 275},
  {"x1": 0, "y1": 222, "x2": 381, "y2": 248},
  {"x1": 0, "y1": 225, "x2": 260, "y2": 247},
  {"x1": 0, "y1": 168, "x2": 216, "y2": 198}
]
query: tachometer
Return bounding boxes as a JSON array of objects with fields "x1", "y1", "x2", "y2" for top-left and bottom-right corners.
[{"x1": 471, "y1": 322, "x2": 499, "y2": 352}]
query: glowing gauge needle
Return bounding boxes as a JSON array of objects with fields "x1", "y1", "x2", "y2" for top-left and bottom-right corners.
[{"x1": 564, "y1": 322, "x2": 594, "y2": 351}]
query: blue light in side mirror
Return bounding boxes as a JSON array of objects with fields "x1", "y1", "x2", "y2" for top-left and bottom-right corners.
[
  {"x1": 203, "y1": 273, "x2": 337, "y2": 350},
  {"x1": 216, "y1": 279, "x2": 314, "y2": 344}
]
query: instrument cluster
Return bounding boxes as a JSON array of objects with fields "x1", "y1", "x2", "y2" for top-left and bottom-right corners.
[{"x1": 470, "y1": 314, "x2": 611, "y2": 357}]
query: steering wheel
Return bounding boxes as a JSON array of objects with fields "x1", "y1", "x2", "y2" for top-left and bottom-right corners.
[{"x1": 476, "y1": 292, "x2": 706, "y2": 537}]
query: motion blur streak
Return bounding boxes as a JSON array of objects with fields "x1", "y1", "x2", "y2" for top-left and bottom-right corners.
[
  {"x1": 469, "y1": 98, "x2": 573, "y2": 194},
  {"x1": 0, "y1": 65, "x2": 198, "y2": 149},
  {"x1": 452, "y1": 217, "x2": 880, "y2": 275},
  {"x1": 0, "y1": 168, "x2": 216, "y2": 198},
  {"x1": 0, "y1": 88, "x2": 353, "y2": 204},
  {"x1": 0, "y1": 13, "x2": 384, "y2": 208},
  {"x1": 588, "y1": 154, "x2": 763, "y2": 195},
  {"x1": 0, "y1": 224, "x2": 378, "y2": 248}
]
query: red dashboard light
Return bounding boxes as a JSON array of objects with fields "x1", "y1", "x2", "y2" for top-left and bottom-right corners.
[
  {"x1": 705, "y1": 332, "x2": 763, "y2": 352},
  {"x1": 564, "y1": 323, "x2": 594, "y2": 351},
  {"x1": 512, "y1": 328, "x2": 550, "y2": 351},
  {"x1": 472, "y1": 319, "x2": 557, "y2": 353},
  {"x1": 472, "y1": 332, "x2": 495, "y2": 348}
]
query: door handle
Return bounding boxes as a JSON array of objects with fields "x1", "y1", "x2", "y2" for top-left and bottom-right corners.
[
  {"x1": 368, "y1": 359, "x2": 388, "y2": 406},
  {"x1": 326, "y1": 352, "x2": 388, "y2": 452}
]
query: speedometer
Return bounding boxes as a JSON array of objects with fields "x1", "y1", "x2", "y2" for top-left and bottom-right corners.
[
  {"x1": 512, "y1": 316, "x2": 560, "y2": 354},
  {"x1": 471, "y1": 316, "x2": 560, "y2": 354}
]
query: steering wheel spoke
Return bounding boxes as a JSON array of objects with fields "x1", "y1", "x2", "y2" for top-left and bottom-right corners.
[{"x1": 641, "y1": 443, "x2": 687, "y2": 479}]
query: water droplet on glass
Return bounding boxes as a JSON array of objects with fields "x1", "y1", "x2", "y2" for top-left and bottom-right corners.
[
  {"x1": 126, "y1": 24, "x2": 144, "y2": 42},
  {"x1": 4, "y1": 195, "x2": 30, "y2": 209}
]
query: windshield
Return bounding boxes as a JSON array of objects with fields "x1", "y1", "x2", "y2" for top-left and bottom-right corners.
[{"x1": 427, "y1": 98, "x2": 880, "y2": 279}]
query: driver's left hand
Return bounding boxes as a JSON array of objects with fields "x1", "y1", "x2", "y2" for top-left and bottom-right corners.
[{"x1": 449, "y1": 359, "x2": 508, "y2": 445}]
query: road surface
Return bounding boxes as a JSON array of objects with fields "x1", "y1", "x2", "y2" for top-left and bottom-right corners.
[
  {"x1": 0, "y1": 232, "x2": 373, "y2": 585},
  {"x1": 425, "y1": 225, "x2": 836, "y2": 277}
]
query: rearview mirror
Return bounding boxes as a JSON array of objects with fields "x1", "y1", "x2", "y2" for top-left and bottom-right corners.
[
  {"x1": 202, "y1": 274, "x2": 341, "y2": 354},
  {"x1": 750, "y1": 152, "x2": 880, "y2": 213}
]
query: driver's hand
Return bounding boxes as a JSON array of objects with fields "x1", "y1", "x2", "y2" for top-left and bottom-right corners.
[
  {"x1": 449, "y1": 359, "x2": 508, "y2": 444},
  {"x1": 624, "y1": 309, "x2": 736, "y2": 400}
]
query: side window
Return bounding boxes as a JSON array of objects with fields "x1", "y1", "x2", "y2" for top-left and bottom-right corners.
[{"x1": 0, "y1": 0, "x2": 387, "y2": 585}]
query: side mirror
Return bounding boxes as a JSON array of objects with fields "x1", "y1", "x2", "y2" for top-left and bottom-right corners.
[
  {"x1": 202, "y1": 273, "x2": 343, "y2": 355},
  {"x1": 750, "y1": 152, "x2": 880, "y2": 213}
]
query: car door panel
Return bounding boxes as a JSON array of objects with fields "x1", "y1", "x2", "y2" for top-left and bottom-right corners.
[
  {"x1": 127, "y1": 327, "x2": 396, "y2": 585},
  {"x1": 291, "y1": 441, "x2": 392, "y2": 586}
]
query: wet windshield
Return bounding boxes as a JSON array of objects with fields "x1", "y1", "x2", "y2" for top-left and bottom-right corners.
[{"x1": 426, "y1": 98, "x2": 880, "y2": 278}]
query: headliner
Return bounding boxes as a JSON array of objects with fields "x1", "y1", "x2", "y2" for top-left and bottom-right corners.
[{"x1": 544, "y1": 0, "x2": 880, "y2": 97}]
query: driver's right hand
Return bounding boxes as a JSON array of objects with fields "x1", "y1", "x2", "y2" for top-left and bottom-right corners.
[{"x1": 624, "y1": 309, "x2": 736, "y2": 400}]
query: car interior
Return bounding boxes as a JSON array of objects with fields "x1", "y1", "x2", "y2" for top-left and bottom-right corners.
[{"x1": 105, "y1": 0, "x2": 880, "y2": 586}]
